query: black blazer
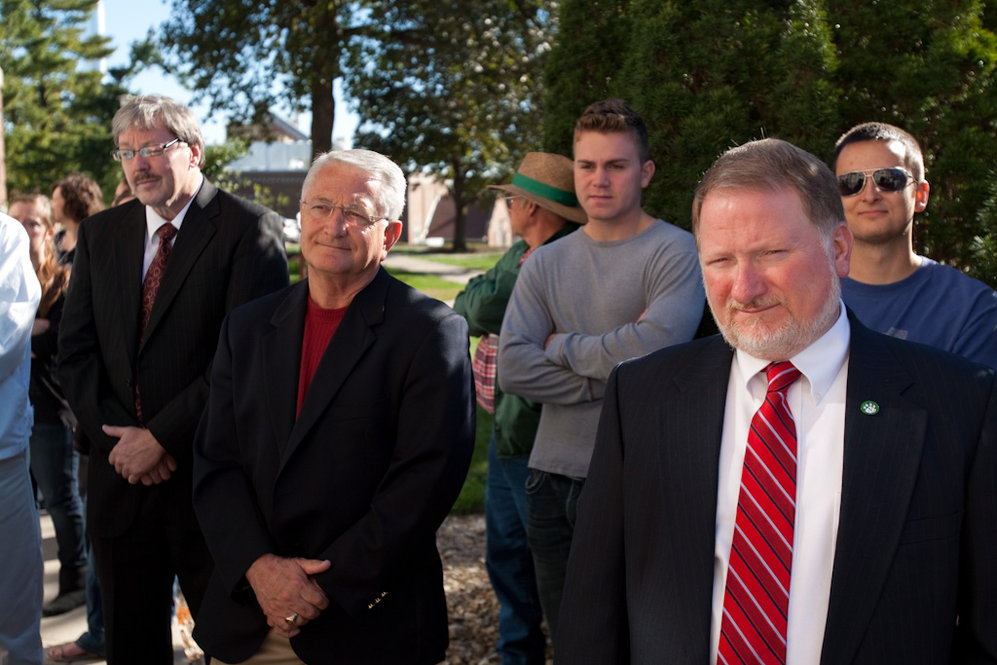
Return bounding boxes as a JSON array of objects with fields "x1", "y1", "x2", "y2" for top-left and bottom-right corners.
[
  {"x1": 556, "y1": 314, "x2": 997, "y2": 664},
  {"x1": 57, "y1": 180, "x2": 289, "y2": 538},
  {"x1": 191, "y1": 268, "x2": 475, "y2": 664}
]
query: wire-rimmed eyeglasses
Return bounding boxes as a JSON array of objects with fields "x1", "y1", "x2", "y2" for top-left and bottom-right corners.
[
  {"x1": 111, "y1": 137, "x2": 186, "y2": 162},
  {"x1": 300, "y1": 199, "x2": 385, "y2": 228}
]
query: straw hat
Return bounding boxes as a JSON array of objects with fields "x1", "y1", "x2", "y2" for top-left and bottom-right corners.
[{"x1": 488, "y1": 152, "x2": 587, "y2": 224}]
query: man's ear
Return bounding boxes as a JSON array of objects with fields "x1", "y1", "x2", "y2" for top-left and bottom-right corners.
[
  {"x1": 383, "y1": 220, "x2": 403, "y2": 252},
  {"x1": 832, "y1": 221, "x2": 853, "y2": 278},
  {"x1": 914, "y1": 180, "x2": 930, "y2": 213},
  {"x1": 522, "y1": 199, "x2": 541, "y2": 216},
  {"x1": 640, "y1": 160, "x2": 656, "y2": 188},
  {"x1": 188, "y1": 142, "x2": 204, "y2": 169}
]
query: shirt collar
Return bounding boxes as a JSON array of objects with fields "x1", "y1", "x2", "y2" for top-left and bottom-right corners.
[
  {"x1": 735, "y1": 301, "x2": 850, "y2": 404},
  {"x1": 144, "y1": 174, "x2": 204, "y2": 239}
]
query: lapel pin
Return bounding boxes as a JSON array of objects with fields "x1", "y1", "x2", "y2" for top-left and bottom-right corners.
[{"x1": 860, "y1": 400, "x2": 880, "y2": 416}]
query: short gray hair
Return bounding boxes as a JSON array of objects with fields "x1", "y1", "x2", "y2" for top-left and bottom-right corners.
[
  {"x1": 302, "y1": 149, "x2": 407, "y2": 221},
  {"x1": 112, "y1": 95, "x2": 205, "y2": 167}
]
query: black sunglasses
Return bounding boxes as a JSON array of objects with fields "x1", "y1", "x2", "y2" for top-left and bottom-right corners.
[{"x1": 837, "y1": 167, "x2": 913, "y2": 197}]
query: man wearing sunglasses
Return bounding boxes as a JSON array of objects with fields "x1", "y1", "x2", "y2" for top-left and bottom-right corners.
[
  {"x1": 832, "y1": 122, "x2": 997, "y2": 368},
  {"x1": 58, "y1": 95, "x2": 289, "y2": 663}
]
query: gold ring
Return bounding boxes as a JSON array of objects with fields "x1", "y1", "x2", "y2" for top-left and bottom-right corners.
[{"x1": 284, "y1": 612, "x2": 298, "y2": 626}]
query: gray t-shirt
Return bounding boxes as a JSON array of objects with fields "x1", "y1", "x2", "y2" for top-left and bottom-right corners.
[{"x1": 498, "y1": 219, "x2": 704, "y2": 478}]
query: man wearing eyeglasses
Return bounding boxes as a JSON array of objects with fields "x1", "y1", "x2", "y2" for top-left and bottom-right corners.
[
  {"x1": 191, "y1": 150, "x2": 474, "y2": 664},
  {"x1": 58, "y1": 95, "x2": 289, "y2": 664},
  {"x1": 454, "y1": 152, "x2": 584, "y2": 665},
  {"x1": 832, "y1": 122, "x2": 997, "y2": 368}
]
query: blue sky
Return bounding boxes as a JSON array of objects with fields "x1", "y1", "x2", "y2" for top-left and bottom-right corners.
[{"x1": 97, "y1": 0, "x2": 357, "y2": 145}]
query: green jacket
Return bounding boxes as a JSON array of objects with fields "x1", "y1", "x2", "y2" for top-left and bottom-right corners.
[{"x1": 453, "y1": 225, "x2": 578, "y2": 458}]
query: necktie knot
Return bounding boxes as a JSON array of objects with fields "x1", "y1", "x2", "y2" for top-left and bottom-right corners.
[
  {"x1": 766, "y1": 361, "x2": 801, "y2": 394},
  {"x1": 157, "y1": 223, "x2": 178, "y2": 243}
]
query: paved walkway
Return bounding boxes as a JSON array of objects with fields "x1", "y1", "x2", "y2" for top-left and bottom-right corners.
[{"x1": 382, "y1": 252, "x2": 484, "y2": 285}]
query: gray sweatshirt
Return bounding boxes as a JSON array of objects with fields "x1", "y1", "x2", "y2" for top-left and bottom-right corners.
[{"x1": 498, "y1": 219, "x2": 705, "y2": 478}]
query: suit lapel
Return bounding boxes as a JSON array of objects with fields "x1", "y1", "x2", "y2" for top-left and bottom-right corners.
[
  {"x1": 262, "y1": 282, "x2": 309, "y2": 452},
  {"x1": 655, "y1": 337, "x2": 733, "y2": 652},
  {"x1": 278, "y1": 269, "x2": 391, "y2": 469},
  {"x1": 820, "y1": 318, "x2": 925, "y2": 664},
  {"x1": 111, "y1": 204, "x2": 148, "y2": 363},
  {"x1": 141, "y1": 180, "x2": 219, "y2": 348}
]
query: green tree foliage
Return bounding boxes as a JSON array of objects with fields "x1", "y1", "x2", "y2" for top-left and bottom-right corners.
[
  {"x1": 1, "y1": 0, "x2": 131, "y2": 200},
  {"x1": 542, "y1": 0, "x2": 632, "y2": 155},
  {"x1": 622, "y1": 0, "x2": 841, "y2": 227},
  {"x1": 344, "y1": 0, "x2": 556, "y2": 251},
  {"x1": 157, "y1": 1, "x2": 363, "y2": 156},
  {"x1": 830, "y1": 0, "x2": 997, "y2": 274},
  {"x1": 543, "y1": 1, "x2": 997, "y2": 284}
]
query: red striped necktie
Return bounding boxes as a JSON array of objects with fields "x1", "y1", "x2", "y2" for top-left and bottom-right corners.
[{"x1": 719, "y1": 361, "x2": 802, "y2": 664}]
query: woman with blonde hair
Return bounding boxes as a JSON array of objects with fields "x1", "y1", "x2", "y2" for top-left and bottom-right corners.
[{"x1": 8, "y1": 192, "x2": 87, "y2": 617}]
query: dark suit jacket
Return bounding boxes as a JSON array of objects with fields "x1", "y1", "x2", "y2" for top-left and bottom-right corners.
[
  {"x1": 191, "y1": 268, "x2": 475, "y2": 664},
  {"x1": 57, "y1": 180, "x2": 289, "y2": 538},
  {"x1": 556, "y1": 315, "x2": 997, "y2": 664}
]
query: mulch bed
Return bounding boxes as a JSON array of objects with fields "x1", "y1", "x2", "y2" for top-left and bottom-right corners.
[{"x1": 438, "y1": 514, "x2": 553, "y2": 664}]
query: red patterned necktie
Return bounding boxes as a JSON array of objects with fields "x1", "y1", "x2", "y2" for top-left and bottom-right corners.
[
  {"x1": 135, "y1": 223, "x2": 177, "y2": 423},
  {"x1": 139, "y1": 223, "x2": 178, "y2": 338},
  {"x1": 719, "y1": 361, "x2": 802, "y2": 665}
]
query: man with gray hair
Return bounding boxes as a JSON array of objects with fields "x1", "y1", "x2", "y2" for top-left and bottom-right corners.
[
  {"x1": 191, "y1": 149, "x2": 475, "y2": 664},
  {"x1": 58, "y1": 95, "x2": 288, "y2": 663}
]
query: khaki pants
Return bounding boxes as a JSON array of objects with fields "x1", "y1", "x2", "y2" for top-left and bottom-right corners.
[{"x1": 214, "y1": 630, "x2": 306, "y2": 665}]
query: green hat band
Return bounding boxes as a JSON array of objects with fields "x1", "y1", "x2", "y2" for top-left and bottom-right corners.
[{"x1": 511, "y1": 172, "x2": 579, "y2": 208}]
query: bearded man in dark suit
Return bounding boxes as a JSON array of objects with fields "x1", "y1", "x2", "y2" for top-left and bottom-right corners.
[
  {"x1": 555, "y1": 138, "x2": 997, "y2": 664},
  {"x1": 58, "y1": 95, "x2": 289, "y2": 664}
]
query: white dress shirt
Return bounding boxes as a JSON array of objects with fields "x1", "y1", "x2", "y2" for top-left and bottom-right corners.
[
  {"x1": 711, "y1": 305, "x2": 850, "y2": 664},
  {"x1": 141, "y1": 175, "x2": 203, "y2": 280}
]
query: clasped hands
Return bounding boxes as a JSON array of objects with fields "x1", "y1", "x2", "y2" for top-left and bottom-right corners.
[
  {"x1": 104, "y1": 424, "x2": 177, "y2": 485},
  {"x1": 246, "y1": 554, "x2": 331, "y2": 638}
]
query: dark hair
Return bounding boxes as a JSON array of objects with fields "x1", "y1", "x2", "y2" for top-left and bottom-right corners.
[
  {"x1": 573, "y1": 98, "x2": 651, "y2": 163},
  {"x1": 53, "y1": 173, "x2": 104, "y2": 223},
  {"x1": 692, "y1": 138, "x2": 844, "y2": 240},
  {"x1": 832, "y1": 122, "x2": 925, "y2": 183}
]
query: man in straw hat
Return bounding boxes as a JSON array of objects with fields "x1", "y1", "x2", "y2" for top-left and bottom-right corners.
[
  {"x1": 454, "y1": 152, "x2": 584, "y2": 664},
  {"x1": 498, "y1": 99, "x2": 706, "y2": 642}
]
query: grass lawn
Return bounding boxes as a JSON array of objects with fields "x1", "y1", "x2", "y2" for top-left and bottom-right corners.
[
  {"x1": 451, "y1": 405, "x2": 493, "y2": 514},
  {"x1": 419, "y1": 252, "x2": 505, "y2": 272},
  {"x1": 381, "y1": 268, "x2": 465, "y2": 304}
]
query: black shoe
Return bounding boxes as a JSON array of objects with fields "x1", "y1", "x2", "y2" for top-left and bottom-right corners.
[{"x1": 42, "y1": 589, "x2": 86, "y2": 616}]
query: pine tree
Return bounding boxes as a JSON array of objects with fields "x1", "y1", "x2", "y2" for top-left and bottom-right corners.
[{"x1": 1, "y1": 0, "x2": 129, "y2": 198}]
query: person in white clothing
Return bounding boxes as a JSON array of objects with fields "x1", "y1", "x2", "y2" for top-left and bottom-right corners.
[{"x1": 0, "y1": 211, "x2": 43, "y2": 665}]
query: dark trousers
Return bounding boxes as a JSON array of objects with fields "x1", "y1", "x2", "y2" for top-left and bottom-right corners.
[
  {"x1": 91, "y1": 490, "x2": 212, "y2": 665},
  {"x1": 29, "y1": 422, "x2": 85, "y2": 572},
  {"x1": 524, "y1": 469, "x2": 583, "y2": 643}
]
